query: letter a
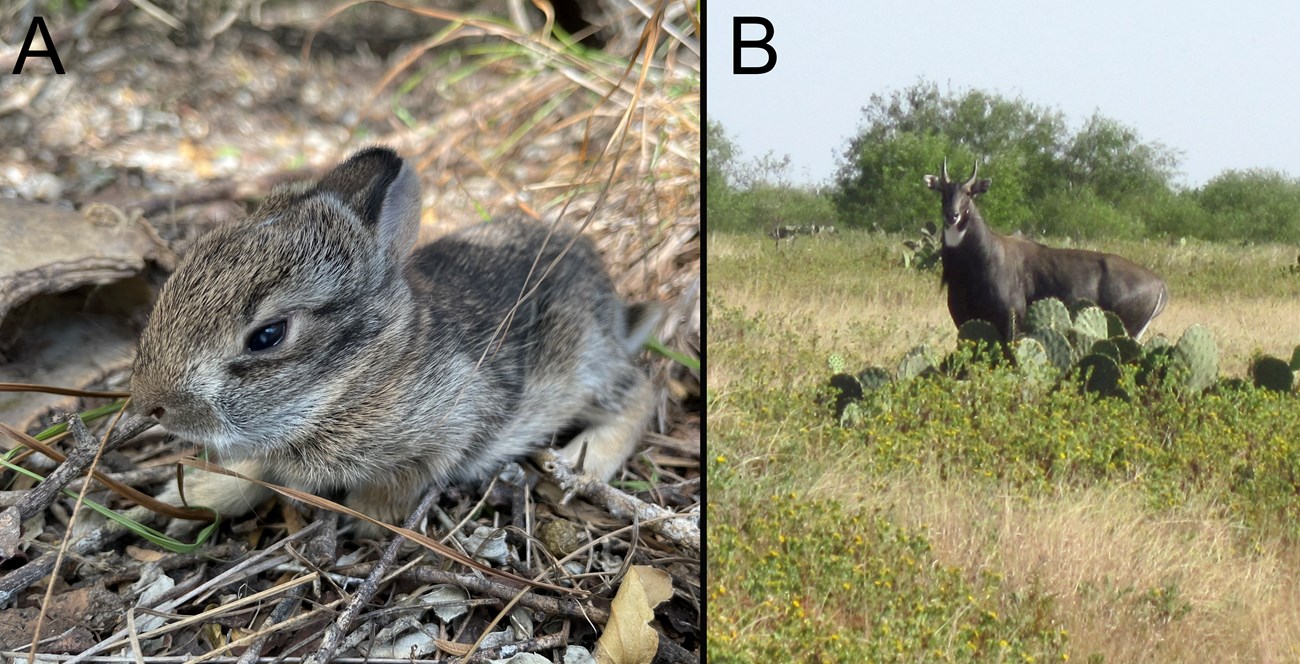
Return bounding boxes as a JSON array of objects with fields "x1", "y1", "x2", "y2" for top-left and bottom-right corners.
[{"x1": 14, "y1": 17, "x2": 65, "y2": 75}]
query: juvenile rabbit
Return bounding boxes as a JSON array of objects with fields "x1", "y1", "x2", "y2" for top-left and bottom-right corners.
[{"x1": 131, "y1": 147, "x2": 658, "y2": 534}]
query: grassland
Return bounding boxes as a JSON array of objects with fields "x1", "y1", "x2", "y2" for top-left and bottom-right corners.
[{"x1": 708, "y1": 231, "x2": 1300, "y2": 663}]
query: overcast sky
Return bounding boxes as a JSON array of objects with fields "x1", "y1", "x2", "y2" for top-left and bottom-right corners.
[{"x1": 707, "y1": 2, "x2": 1300, "y2": 188}]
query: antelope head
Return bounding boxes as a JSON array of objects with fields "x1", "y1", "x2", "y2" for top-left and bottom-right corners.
[{"x1": 924, "y1": 159, "x2": 991, "y2": 247}]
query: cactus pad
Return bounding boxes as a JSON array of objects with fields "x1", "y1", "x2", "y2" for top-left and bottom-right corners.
[
  {"x1": 1103, "y1": 311, "x2": 1128, "y2": 338},
  {"x1": 1111, "y1": 336, "x2": 1144, "y2": 364},
  {"x1": 897, "y1": 345, "x2": 937, "y2": 381},
  {"x1": 1013, "y1": 337, "x2": 1056, "y2": 384},
  {"x1": 828, "y1": 353, "x2": 846, "y2": 374},
  {"x1": 1032, "y1": 328, "x2": 1075, "y2": 373},
  {"x1": 957, "y1": 319, "x2": 1004, "y2": 363},
  {"x1": 1089, "y1": 339, "x2": 1121, "y2": 362},
  {"x1": 1026, "y1": 297, "x2": 1070, "y2": 334},
  {"x1": 1067, "y1": 298, "x2": 1100, "y2": 319},
  {"x1": 1071, "y1": 306, "x2": 1109, "y2": 344},
  {"x1": 1145, "y1": 335, "x2": 1172, "y2": 351},
  {"x1": 1252, "y1": 356, "x2": 1294, "y2": 393},
  {"x1": 1077, "y1": 353, "x2": 1123, "y2": 397},
  {"x1": 829, "y1": 373, "x2": 864, "y2": 419},
  {"x1": 858, "y1": 366, "x2": 893, "y2": 391},
  {"x1": 1173, "y1": 324, "x2": 1219, "y2": 392}
]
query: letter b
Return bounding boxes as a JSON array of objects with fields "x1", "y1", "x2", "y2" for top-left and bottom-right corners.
[{"x1": 733, "y1": 17, "x2": 776, "y2": 75}]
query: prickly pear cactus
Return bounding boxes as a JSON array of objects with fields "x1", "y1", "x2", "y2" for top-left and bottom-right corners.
[
  {"x1": 1013, "y1": 337, "x2": 1056, "y2": 384},
  {"x1": 1111, "y1": 337, "x2": 1144, "y2": 364},
  {"x1": 828, "y1": 353, "x2": 846, "y2": 374},
  {"x1": 1173, "y1": 324, "x2": 1219, "y2": 392},
  {"x1": 1103, "y1": 311, "x2": 1128, "y2": 338},
  {"x1": 1026, "y1": 298, "x2": 1070, "y2": 334},
  {"x1": 1077, "y1": 352, "x2": 1123, "y2": 397},
  {"x1": 1145, "y1": 335, "x2": 1172, "y2": 351},
  {"x1": 1067, "y1": 298, "x2": 1100, "y2": 319},
  {"x1": 957, "y1": 319, "x2": 1004, "y2": 364},
  {"x1": 897, "y1": 345, "x2": 937, "y2": 381},
  {"x1": 839, "y1": 402, "x2": 866, "y2": 427},
  {"x1": 1137, "y1": 344, "x2": 1175, "y2": 387},
  {"x1": 858, "y1": 366, "x2": 893, "y2": 391},
  {"x1": 1252, "y1": 356, "x2": 1294, "y2": 392},
  {"x1": 1089, "y1": 339, "x2": 1121, "y2": 363},
  {"x1": 1071, "y1": 307, "x2": 1109, "y2": 344},
  {"x1": 829, "y1": 373, "x2": 864, "y2": 420},
  {"x1": 1032, "y1": 328, "x2": 1075, "y2": 373}
]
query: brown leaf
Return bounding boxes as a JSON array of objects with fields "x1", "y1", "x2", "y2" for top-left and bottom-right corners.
[
  {"x1": 126, "y1": 544, "x2": 168, "y2": 562},
  {"x1": 594, "y1": 565, "x2": 673, "y2": 664}
]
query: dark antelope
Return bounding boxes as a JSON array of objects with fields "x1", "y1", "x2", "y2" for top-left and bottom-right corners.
[
  {"x1": 924, "y1": 160, "x2": 1168, "y2": 340},
  {"x1": 769, "y1": 224, "x2": 799, "y2": 249}
]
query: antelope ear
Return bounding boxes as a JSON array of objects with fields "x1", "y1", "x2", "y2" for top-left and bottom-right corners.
[
  {"x1": 970, "y1": 178, "x2": 991, "y2": 195},
  {"x1": 923, "y1": 174, "x2": 941, "y2": 191}
]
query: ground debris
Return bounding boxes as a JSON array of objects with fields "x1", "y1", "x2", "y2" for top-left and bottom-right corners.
[{"x1": 0, "y1": 2, "x2": 698, "y2": 660}]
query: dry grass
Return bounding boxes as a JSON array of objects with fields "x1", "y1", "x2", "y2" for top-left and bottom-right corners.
[
  {"x1": 711, "y1": 229, "x2": 1300, "y2": 662},
  {"x1": 810, "y1": 469, "x2": 1300, "y2": 663},
  {"x1": 709, "y1": 231, "x2": 1300, "y2": 384}
]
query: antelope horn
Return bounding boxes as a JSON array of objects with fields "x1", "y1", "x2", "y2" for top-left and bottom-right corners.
[
  {"x1": 941, "y1": 158, "x2": 949, "y2": 183},
  {"x1": 966, "y1": 160, "x2": 979, "y2": 185}
]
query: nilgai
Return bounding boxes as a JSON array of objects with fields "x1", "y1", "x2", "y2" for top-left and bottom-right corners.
[
  {"x1": 769, "y1": 224, "x2": 799, "y2": 249},
  {"x1": 924, "y1": 159, "x2": 1167, "y2": 340}
]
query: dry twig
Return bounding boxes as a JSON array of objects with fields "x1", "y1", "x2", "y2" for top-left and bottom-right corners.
[{"x1": 534, "y1": 448, "x2": 700, "y2": 553}]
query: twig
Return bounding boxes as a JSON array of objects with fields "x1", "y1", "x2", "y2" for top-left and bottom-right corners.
[
  {"x1": 534, "y1": 449, "x2": 699, "y2": 553},
  {"x1": 67, "y1": 521, "x2": 323, "y2": 663},
  {"x1": 466, "y1": 631, "x2": 569, "y2": 662},
  {"x1": 235, "y1": 512, "x2": 338, "y2": 664},
  {"x1": 0, "y1": 414, "x2": 109, "y2": 545},
  {"x1": 340, "y1": 561, "x2": 609, "y2": 623},
  {"x1": 95, "y1": 541, "x2": 246, "y2": 587},
  {"x1": 306, "y1": 486, "x2": 442, "y2": 663},
  {"x1": 29, "y1": 412, "x2": 123, "y2": 659},
  {"x1": 0, "y1": 415, "x2": 155, "y2": 613},
  {"x1": 652, "y1": 634, "x2": 699, "y2": 664},
  {"x1": 0, "y1": 466, "x2": 175, "y2": 507},
  {"x1": 0, "y1": 517, "x2": 130, "y2": 605}
]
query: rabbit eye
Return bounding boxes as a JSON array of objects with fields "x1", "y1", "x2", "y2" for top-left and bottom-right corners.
[{"x1": 246, "y1": 320, "x2": 287, "y2": 352}]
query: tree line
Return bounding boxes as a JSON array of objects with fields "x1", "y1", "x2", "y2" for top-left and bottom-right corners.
[{"x1": 708, "y1": 81, "x2": 1300, "y2": 243}]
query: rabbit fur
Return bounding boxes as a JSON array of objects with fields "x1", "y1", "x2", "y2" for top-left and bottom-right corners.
[{"x1": 130, "y1": 147, "x2": 658, "y2": 534}]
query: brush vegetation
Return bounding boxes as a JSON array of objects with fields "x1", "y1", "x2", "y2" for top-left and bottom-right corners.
[{"x1": 709, "y1": 231, "x2": 1300, "y2": 663}]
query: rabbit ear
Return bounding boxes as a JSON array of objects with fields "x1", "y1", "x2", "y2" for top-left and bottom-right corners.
[
  {"x1": 622, "y1": 302, "x2": 663, "y2": 354},
  {"x1": 317, "y1": 147, "x2": 421, "y2": 261}
]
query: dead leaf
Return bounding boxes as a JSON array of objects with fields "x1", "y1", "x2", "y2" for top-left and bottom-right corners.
[
  {"x1": 593, "y1": 565, "x2": 673, "y2": 664},
  {"x1": 126, "y1": 545, "x2": 168, "y2": 562}
]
